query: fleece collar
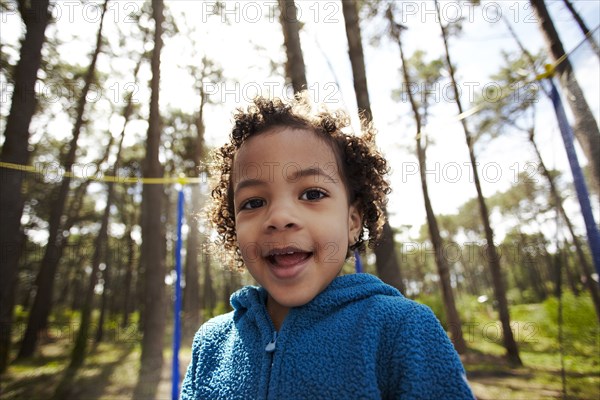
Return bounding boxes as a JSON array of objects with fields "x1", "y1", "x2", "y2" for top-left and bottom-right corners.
[{"x1": 230, "y1": 273, "x2": 402, "y2": 319}]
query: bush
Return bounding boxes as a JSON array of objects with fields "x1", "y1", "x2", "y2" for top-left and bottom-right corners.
[
  {"x1": 541, "y1": 292, "x2": 599, "y2": 354},
  {"x1": 415, "y1": 293, "x2": 447, "y2": 328}
]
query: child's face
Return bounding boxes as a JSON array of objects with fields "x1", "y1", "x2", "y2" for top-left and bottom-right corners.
[{"x1": 232, "y1": 127, "x2": 362, "y2": 309}]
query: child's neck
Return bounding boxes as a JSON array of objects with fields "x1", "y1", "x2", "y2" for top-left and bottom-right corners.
[{"x1": 266, "y1": 295, "x2": 289, "y2": 331}]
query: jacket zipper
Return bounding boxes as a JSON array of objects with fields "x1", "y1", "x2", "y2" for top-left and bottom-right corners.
[
  {"x1": 265, "y1": 331, "x2": 277, "y2": 352},
  {"x1": 264, "y1": 330, "x2": 277, "y2": 399}
]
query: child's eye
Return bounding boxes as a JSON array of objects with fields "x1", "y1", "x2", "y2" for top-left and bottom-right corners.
[
  {"x1": 241, "y1": 198, "x2": 265, "y2": 210},
  {"x1": 301, "y1": 189, "x2": 327, "y2": 201}
]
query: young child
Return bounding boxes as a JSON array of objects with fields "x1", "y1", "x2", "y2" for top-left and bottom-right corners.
[{"x1": 180, "y1": 93, "x2": 475, "y2": 399}]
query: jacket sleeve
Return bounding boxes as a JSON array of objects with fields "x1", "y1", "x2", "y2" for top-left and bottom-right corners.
[
  {"x1": 180, "y1": 328, "x2": 203, "y2": 400},
  {"x1": 384, "y1": 302, "x2": 475, "y2": 400}
]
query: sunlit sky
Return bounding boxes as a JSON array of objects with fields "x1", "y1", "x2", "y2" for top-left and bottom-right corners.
[{"x1": 1, "y1": 0, "x2": 599, "y2": 241}]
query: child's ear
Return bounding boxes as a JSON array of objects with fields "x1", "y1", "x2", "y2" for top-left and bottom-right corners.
[{"x1": 347, "y1": 203, "x2": 363, "y2": 245}]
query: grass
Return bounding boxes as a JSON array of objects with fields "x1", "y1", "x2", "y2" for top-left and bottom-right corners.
[
  {"x1": 460, "y1": 293, "x2": 600, "y2": 399},
  {"x1": 1, "y1": 295, "x2": 598, "y2": 399},
  {"x1": 0, "y1": 321, "x2": 193, "y2": 400}
]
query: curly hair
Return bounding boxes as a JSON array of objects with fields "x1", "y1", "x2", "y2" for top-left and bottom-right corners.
[{"x1": 208, "y1": 92, "x2": 391, "y2": 268}]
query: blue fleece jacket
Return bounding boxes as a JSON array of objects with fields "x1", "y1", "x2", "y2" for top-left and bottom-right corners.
[{"x1": 180, "y1": 273, "x2": 474, "y2": 399}]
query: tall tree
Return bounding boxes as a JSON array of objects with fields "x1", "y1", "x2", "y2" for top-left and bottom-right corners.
[
  {"x1": 17, "y1": 0, "x2": 108, "y2": 359},
  {"x1": 0, "y1": 0, "x2": 50, "y2": 372},
  {"x1": 528, "y1": 133, "x2": 600, "y2": 320},
  {"x1": 134, "y1": 0, "x2": 166, "y2": 398},
  {"x1": 342, "y1": 0, "x2": 371, "y2": 122},
  {"x1": 434, "y1": 0, "x2": 522, "y2": 365},
  {"x1": 183, "y1": 56, "x2": 221, "y2": 336},
  {"x1": 53, "y1": 113, "x2": 122, "y2": 400},
  {"x1": 475, "y1": 39, "x2": 600, "y2": 320},
  {"x1": 182, "y1": 114, "x2": 204, "y2": 336},
  {"x1": 202, "y1": 246, "x2": 217, "y2": 313},
  {"x1": 387, "y1": 7, "x2": 467, "y2": 354},
  {"x1": 69, "y1": 54, "x2": 141, "y2": 370},
  {"x1": 530, "y1": 0, "x2": 600, "y2": 195},
  {"x1": 118, "y1": 183, "x2": 140, "y2": 328},
  {"x1": 342, "y1": 0, "x2": 405, "y2": 293},
  {"x1": 96, "y1": 42, "x2": 146, "y2": 344},
  {"x1": 505, "y1": 18, "x2": 599, "y2": 304},
  {"x1": 278, "y1": 0, "x2": 307, "y2": 92},
  {"x1": 561, "y1": 0, "x2": 600, "y2": 60}
]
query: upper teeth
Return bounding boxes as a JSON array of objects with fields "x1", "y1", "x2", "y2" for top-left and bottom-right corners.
[{"x1": 271, "y1": 251, "x2": 297, "y2": 256}]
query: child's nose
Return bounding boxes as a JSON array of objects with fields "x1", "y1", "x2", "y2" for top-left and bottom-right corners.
[{"x1": 263, "y1": 200, "x2": 300, "y2": 231}]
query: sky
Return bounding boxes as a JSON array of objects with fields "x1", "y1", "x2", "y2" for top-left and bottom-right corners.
[{"x1": 1, "y1": 0, "x2": 599, "y2": 242}]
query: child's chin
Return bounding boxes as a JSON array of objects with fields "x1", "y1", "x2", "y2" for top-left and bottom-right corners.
[{"x1": 272, "y1": 291, "x2": 317, "y2": 308}]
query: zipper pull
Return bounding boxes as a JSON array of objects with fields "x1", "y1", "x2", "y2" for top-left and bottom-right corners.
[{"x1": 265, "y1": 331, "x2": 277, "y2": 352}]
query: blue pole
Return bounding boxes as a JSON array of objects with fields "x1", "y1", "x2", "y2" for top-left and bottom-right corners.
[
  {"x1": 548, "y1": 79, "x2": 600, "y2": 277},
  {"x1": 172, "y1": 189, "x2": 184, "y2": 400},
  {"x1": 354, "y1": 249, "x2": 363, "y2": 273}
]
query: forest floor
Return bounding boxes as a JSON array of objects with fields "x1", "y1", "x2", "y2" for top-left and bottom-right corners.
[{"x1": 1, "y1": 299, "x2": 598, "y2": 399}]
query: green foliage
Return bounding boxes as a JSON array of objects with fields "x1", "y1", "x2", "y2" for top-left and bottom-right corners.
[
  {"x1": 473, "y1": 50, "x2": 546, "y2": 141},
  {"x1": 506, "y1": 286, "x2": 541, "y2": 305},
  {"x1": 455, "y1": 294, "x2": 495, "y2": 323},
  {"x1": 462, "y1": 294, "x2": 600, "y2": 399},
  {"x1": 3, "y1": 2, "x2": 596, "y2": 397},
  {"x1": 541, "y1": 292, "x2": 599, "y2": 354},
  {"x1": 201, "y1": 302, "x2": 230, "y2": 321},
  {"x1": 212, "y1": 302, "x2": 230, "y2": 317},
  {"x1": 489, "y1": 172, "x2": 549, "y2": 219},
  {"x1": 454, "y1": 198, "x2": 484, "y2": 236},
  {"x1": 4, "y1": 294, "x2": 599, "y2": 399},
  {"x1": 415, "y1": 292, "x2": 447, "y2": 328},
  {"x1": 391, "y1": 49, "x2": 444, "y2": 120}
]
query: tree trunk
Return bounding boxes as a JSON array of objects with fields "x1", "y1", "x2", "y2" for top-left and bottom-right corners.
[
  {"x1": 17, "y1": 0, "x2": 107, "y2": 359},
  {"x1": 184, "y1": 208, "x2": 201, "y2": 333},
  {"x1": 342, "y1": 0, "x2": 372, "y2": 121},
  {"x1": 202, "y1": 245, "x2": 216, "y2": 313},
  {"x1": 69, "y1": 184, "x2": 108, "y2": 362},
  {"x1": 135, "y1": 1, "x2": 166, "y2": 398},
  {"x1": 119, "y1": 183, "x2": 139, "y2": 330},
  {"x1": 52, "y1": 179, "x2": 91, "y2": 312},
  {"x1": 388, "y1": 8, "x2": 466, "y2": 353},
  {"x1": 435, "y1": 0, "x2": 522, "y2": 365},
  {"x1": 136, "y1": 236, "x2": 146, "y2": 333},
  {"x1": 221, "y1": 266, "x2": 238, "y2": 313},
  {"x1": 563, "y1": 249, "x2": 580, "y2": 295},
  {"x1": 55, "y1": 169, "x2": 113, "y2": 393},
  {"x1": 341, "y1": 1, "x2": 404, "y2": 293},
  {"x1": 70, "y1": 269, "x2": 84, "y2": 311},
  {"x1": 518, "y1": 232, "x2": 547, "y2": 302},
  {"x1": 503, "y1": 17, "x2": 600, "y2": 317},
  {"x1": 278, "y1": 0, "x2": 307, "y2": 92},
  {"x1": 108, "y1": 254, "x2": 121, "y2": 318},
  {"x1": 561, "y1": 0, "x2": 600, "y2": 60},
  {"x1": 0, "y1": 0, "x2": 50, "y2": 372},
  {"x1": 529, "y1": 131, "x2": 600, "y2": 321},
  {"x1": 373, "y1": 217, "x2": 405, "y2": 293},
  {"x1": 56, "y1": 266, "x2": 73, "y2": 310},
  {"x1": 183, "y1": 90, "x2": 206, "y2": 336},
  {"x1": 530, "y1": 0, "x2": 600, "y2": 196},
  {"x1": 69, "y1": 66, "x2": 139, "y2": 367},
  {"x1": 109, "y1": 55, "x2": 146, "y2": 330},
  {"x1": 121, "y1": 227, "x2": 135, "y2": 327},
  {"x1": 95, "y1": 260, "x2": 110, "y2": 343}
]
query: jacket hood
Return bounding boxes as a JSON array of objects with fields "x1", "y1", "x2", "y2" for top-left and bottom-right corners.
[{"x1": 230, "y1": 273, "x2": 402, "y2": 317}]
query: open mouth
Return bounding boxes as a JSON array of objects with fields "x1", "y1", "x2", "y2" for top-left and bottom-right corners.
[{"x1": 266, "y1": 251, "x2": 313, "y2": 268}]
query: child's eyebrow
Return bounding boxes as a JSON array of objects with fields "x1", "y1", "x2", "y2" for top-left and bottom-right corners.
[
  {"x1": 234, "y1": 166, "x2": 337, "y2": 193},
  {"x1": 234, "y1": 178, "x2": 268, "y2": 193},
  {"x1": 289, "y1": 166, "x2": 337, "y2": 183}
]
